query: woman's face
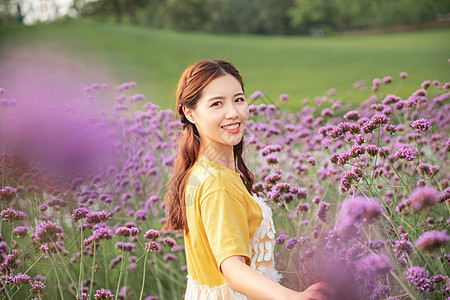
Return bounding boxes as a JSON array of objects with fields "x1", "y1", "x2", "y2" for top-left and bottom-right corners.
[{"x1": 184, "y1": 73, "x2": 249, "y2": 155}]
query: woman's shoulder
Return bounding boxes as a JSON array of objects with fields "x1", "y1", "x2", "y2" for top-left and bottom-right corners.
[{"x1": 188, "y1": 160, "x2": 241, "y2": 193}]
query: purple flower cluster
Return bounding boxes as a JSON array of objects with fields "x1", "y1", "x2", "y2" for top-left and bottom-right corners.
[
  {"x1": 404, "y1": 267, "x2": 434, "y2": 292},
  {"x1": 0, "y1": 186, "x2": 18, "y2": 202},
  {"x1": 336, "y1": 197, "x2": 383, "y2": 239},
  {"x1": 409, "y1": 187, "x2": 438, "y2": 212},
  {"x1": 411, "y1": 118, "x2": 431, "y2": 132},
  {"x1": 0, "y1": 208, "x2": 26, "y2": 223},
  {"x1": 415, "y1": 230, "x2": 449, "y2": 252},
  {"x1": 395, "y1": 145, "x2": 418, "y2": 161}
]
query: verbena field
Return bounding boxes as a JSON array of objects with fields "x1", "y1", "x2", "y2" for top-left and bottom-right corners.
[
  {"x1": 0, "y1": 20, "x2": 449, "y2": 300},
  {"x1": 0, "y1": 21, "x2": 449, "y2": 111}
]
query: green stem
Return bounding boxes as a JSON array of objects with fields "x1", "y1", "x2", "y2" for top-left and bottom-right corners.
[
  {"x1": 1, "y1": 279, "x2": 12, "y2": 300},
  {"x1": 52, "y1": 255, "x2": 65, "y2": 300},
  {"x1": 114, "y1": 238, "x2": 125, "y2": 300},
  {"x1": 138, "y1": 250, "x2": 150, "y2": 300},
  {"x1": 89, "y1": 243, "x2": 96, "y2": 300},
  {"x1": 154, "y1": 259, "x2": 164, "y2": 300},
  {"x1": 102, "y1": 243, "x2": 109, "y2": 290},
  {"x1": 78, "y1": 226, "x2": 84, "y2": 299},
  {"x1": 9, "y1": 253, "x2": 45, "y2": 299}
]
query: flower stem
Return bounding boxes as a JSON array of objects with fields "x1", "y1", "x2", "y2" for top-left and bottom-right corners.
[
  {"x1": 114, "y1": 238, "x2": 125, "y2": 300},
  {"x1": 89, "y1": 243, "x2": 96, "y2": 300},
  {"x1": 138, "y1": 250, "x2": 150, "y2": 300},
  {"x1": 154, "y1": 259, "x2": 164, "y2": 300},
  {"x1": 78, "y1": 226, "x2": 84, "y2": 299},
  {"x1": 1, "y1": 279, "x2": 12, "y2": 300},
  {"x1": 52, "y1": 255, "x2": 65, "y2": 300}
]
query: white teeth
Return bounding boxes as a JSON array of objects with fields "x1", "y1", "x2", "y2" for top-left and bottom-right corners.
[{"x1": 223, "y1": 123, "x2": 239, "y2": 130}]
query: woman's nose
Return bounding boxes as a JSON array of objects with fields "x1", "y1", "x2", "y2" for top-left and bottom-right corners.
[{"x1": 225, "y1": 103, "x2": 239, "y2": 119}]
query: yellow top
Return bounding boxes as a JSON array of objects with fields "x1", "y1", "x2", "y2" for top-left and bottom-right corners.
[{"x1": 184, "y1": 160, "x2": 263, "y2": 288}]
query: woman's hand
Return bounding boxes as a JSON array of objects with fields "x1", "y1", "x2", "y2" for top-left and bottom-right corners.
[
  {"x1": 291, "y1": 281, "x2": 333, "y2": 300},
  {"x1": 221, "y1": 256, "x2": 334, "y2": 300}
]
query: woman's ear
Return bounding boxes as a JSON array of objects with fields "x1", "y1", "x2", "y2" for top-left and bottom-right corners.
[{"x1": 183, "y1": 106, "x2": 196, "y2": 124}]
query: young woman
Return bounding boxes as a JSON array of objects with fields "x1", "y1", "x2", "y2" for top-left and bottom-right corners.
[{"x1": 163, "y1": 60, "x2": 332, "y2": 300}]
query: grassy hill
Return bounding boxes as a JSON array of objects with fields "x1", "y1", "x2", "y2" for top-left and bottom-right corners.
[{"x1": 0, "y1": 20, "x2": 449, "y2": 111}]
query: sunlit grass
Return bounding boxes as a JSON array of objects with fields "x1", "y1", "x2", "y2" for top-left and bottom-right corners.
[{"x1": 0, "y1": 20, "x2": 449, "y2": 111}]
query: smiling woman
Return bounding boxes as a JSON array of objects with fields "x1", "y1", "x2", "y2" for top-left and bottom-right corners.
[{"x1": 162, "y1": 60, "x2": 333, "y2": 300}]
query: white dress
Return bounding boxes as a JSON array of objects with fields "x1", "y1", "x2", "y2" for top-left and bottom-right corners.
[{"x1": 184, "y1": 195, "x2": 282, "y2": 299}]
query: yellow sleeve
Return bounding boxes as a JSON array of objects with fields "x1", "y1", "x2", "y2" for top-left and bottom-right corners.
[{"x1": 200, "y1": 188, "x2": 251, "y2": 272}]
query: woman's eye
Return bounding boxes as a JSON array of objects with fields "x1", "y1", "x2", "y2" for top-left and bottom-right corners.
[
  {"x1": 235, "y1": 97, "x2": 246, "y2": 102},
  {"x1": 211, "y1": 101, "x2": 221, "y2": 107}
]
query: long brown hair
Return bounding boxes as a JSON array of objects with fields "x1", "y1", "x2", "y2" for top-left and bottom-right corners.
[{"x1": 163, "y1": 60, "x2": 254, "y2": 233}]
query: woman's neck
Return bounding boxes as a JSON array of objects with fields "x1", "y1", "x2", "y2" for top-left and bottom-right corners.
[{"x1": 198, "y1": 147, "x2": 236, "y2": 172}]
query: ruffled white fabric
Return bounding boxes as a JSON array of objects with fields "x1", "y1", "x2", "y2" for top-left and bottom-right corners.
[
  {"x1": 184, "y1": 195, "x2": 282, "y2": 299},
  {"x1": 249, "y1": 195, "x2": 282, "y2": 284}
]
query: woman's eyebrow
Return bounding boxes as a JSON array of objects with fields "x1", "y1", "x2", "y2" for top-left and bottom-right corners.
[{"x1": 207, "y1": 92, "x2": 245, "y2": 102}]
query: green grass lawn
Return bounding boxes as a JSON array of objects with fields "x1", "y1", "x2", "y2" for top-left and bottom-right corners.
[{"x1": 0, "y1": 20, "x2": 449, "y2": 111}]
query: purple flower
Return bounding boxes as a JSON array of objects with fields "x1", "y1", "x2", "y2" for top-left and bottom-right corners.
[
  {"x1": 12, "y1": 273, "x2": 31, "y2": 285},
  {"x1": 279, "y1": 93, "x2": 289, "y2": 103},
  {"x1": 94, "y1": 288, "x2": 114, "y2": 300},
  {"x1": 382, "y1": 76, "x2": 392, "y2": 84},
  {"x1": 115, "y1": 227, "x2": 139, "y2": 237},
  {"x1": 316, "y1": 202, "x2": 330, "y2": 223},
  {"x1": 162, "y1": 237, "x2": 176, "y2": 249},
  {"x1": 371, "y1": 113, "x2": 390, "y2": 125},
  {"x1": 115, "y1": 242, "x2": 135, "y2": 253},
  {"x1": 321, "y1": 108, "x2": 334, "y2": 117},
  {"x1": 30, "y1": 280, "x2": 45, "y2": 296},
  {"x1": 421, "y1": 80, "x2": 431, "y2": 89},
  {"x1": 264, "y1": 154, "x2": 279, "y2": 165},
  {"x1": 144, "y1": 229, "x2": 161, "y2": 241},
  {"x1": 145, "y1": 241, "x2": 161, "y2": 252},
  {"x1": 47, "y1": 198, "x2": 69, "y2": 209},
  {"x1": 404, "y1": 267, "x2": 435, "y2": 292},
  {"x1": 72, "y1": 207, "x2": 90, "y2": 222},
  {"x1": 409, "y1": 187, "x2": 438, "y2": 212},
  {"x1": 250, "y1": 91, "x2": 264, "y2": 100},
  {"x1": 285, "y1": 238, "x2": 298, "y2": 249},
  {"x1": 1, "y1": 208, "x2": 26, "y2": 223},
  {"x1": 85, "y1": 211, "x2": 112, "y2": 225},
  {"x1": 410, "y1": 118, "x2": 431, "y2": 132},
  {"x1": 109, "y1": 255, "x2": 123, "y2": 268},
  {"x1": 343, "y1": 110, "x2": 360, "y2": 121},
  {"x1": 32, "y1": 221, "x2": 65, "y2": 244},
  {"x1": 13, "y1": 226, "x2": 29, "y2": 238},
  {"x1": 337, "y1": 196, "x2": 383, "y2": 239},
  {"x1": 400, "y1": 72, "x2": 408, "y2": 79},
  {"x1": 415, "y1": 230, "x2": 449, "y2": 252},
  {"x1": 395, "y1": 146, "x2": 417, "y2": 161},
  {"x1": 134, "y1": 209, "x2": 147, "y2": 221},
  {"x1": 392, "y1": 234, "x2": 414, "y2": 267},
  {"x1": 259, "y1": 144, "x2": 282, "y2": 156},
  {"x1": 275, "y1": 234, "x2": 288, "y2": 245},
  {"x1": 163, "y1": 253, "x2": 177, "y2": 262},
  {"x1": 417, "y1": 163, "x2": 439, "y2": 178},
  {"x1": 357, "y1": 253, "x2": 392, "y2": 277},
  {"x1": 0, "y1": 186, "x2": 18, "y2": 202}
]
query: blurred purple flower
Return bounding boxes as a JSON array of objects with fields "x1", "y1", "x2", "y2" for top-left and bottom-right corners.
[
  {"x1": 357, "y1": 253, "x2": 392, "y2": 277},
  {"x1": 250, "y1": 91, "x2": 264, "y2": 100},
  {"x1": 415, "y1": 230, "x2": 449, "y2": 252},
  {"x1": 409, "y1": 187, "x2": 438, "y2": 212}
]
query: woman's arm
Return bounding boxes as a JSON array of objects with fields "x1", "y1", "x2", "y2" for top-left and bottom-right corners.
[{"x1": 221, "y1": 256, "x2": 331, "y2": 300}]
